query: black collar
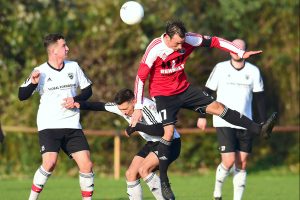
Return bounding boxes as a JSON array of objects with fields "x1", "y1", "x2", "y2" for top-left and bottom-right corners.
[
  {"x1": 47, "y1": 61, "x2": 65, "y2": 72},
  {"x1": 230, "y1": 60, "x2": 245, "y2": 71}
]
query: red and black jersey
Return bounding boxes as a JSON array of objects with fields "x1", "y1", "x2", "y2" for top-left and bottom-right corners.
[{"x1": 134, "y1": 32, "x2": 245, "y2": 109}]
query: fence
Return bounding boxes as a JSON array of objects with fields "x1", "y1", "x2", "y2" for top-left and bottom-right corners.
[{"x1": 1, "y1": 125, "x2": 299, "y2": 179}]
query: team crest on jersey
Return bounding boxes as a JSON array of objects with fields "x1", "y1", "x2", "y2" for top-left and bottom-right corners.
[
  {"x1": 68, "y1": 73, "x2": 74, "y2": 79},
  {"x1": 245, "y1": 74, "x2": 249, "y2": 80}
]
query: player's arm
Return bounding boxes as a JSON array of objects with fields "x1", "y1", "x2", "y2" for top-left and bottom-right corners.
[
  {"x1": 76, "y1": 101, "x2": 107, "y2": 111},
  {"x1": 253, "y1": 91, "x2": 267, "y2": 124},
  {"x1": 126, "y1": 123, "x2": 164, "y2": 137},
  {"x1": 198, "y1": 35, "x2": 261, "y2": 58},
  {"x1": 132, "y1": 63, "x2": 151, "y2": 126},
  {"x1": 64, "y1": 85, "x2": 92, "y2": 109},
  {"x1": 18, "y1": 70, "x2": 40, "y2": 101}
]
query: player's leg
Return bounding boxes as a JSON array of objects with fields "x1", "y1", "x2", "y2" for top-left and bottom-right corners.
[
  {"x1": 155, "y1": 95, "x2": 180, "y2": 200},
  {"x1": 65, "y1": 129, "x2": 94, "y2": 200},
  {"x1": 232, "y1": 130, "x2": 252, "y2": 200},
  {"x1": 29, "y1": 129, "x2": 61, "y2": 200},
  {"x1": 138, "y1": 151, "x2": 163, "y2": 200},
  {"x1": 126, "y1": 155, "x2": 144, "y2": 200},
  {"x1": 213, "y1": 127, "x2": 237, "y2": 199},
  {"x1": 206, "y1": 101, "x2": 277, "y2": 138}
]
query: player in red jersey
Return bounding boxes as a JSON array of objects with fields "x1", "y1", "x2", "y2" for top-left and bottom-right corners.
[{"x1": 131, "y1": 20, "x2": 277, "y2": 200}]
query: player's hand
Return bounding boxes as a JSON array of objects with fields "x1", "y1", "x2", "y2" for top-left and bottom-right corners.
[
  {"x1": 197, "y1": 118, "x2": 207, "y2": 130},
  {"x1": 73, "y1": 102, "x2": 80, "y2": 108},
  {"x1": 63, "y1": 97, "x2": 75, "y2": 109},
  {"x1": 124, "y1": 129, "x2": 130, "y2": 137},
  {"x1": 31, "y1": 70, "x2": 40, "y2": 84},
  {"x1": 242, "y1": 50, "x2": 263, "y2": 59},
  {"x1": 130, "y1": 109, "x2": 142, "y2": 127}
]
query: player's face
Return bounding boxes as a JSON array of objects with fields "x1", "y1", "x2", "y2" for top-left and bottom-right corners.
[
  {"x1": 53, "y1": 39, "x2": 69, "y2": 59},
  {"x1": 166, "y1": 34, "x2": 185, "y2": 51},
  {"x1": 117, "y1": 100, "x2": 134, "y2": 116}
]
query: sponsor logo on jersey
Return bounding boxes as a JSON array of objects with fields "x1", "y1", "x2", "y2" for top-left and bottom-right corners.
[
  {"x1": 160, "y1": 63, "x2": 185, "y2": 74},
  {"x1": 68, "y1": 73, "x2": 74, "y2": 79}
]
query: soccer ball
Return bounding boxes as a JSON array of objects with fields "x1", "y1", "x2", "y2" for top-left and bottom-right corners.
[{"x1": 120, "y1": 1, "x2": 144, "y2": 25}]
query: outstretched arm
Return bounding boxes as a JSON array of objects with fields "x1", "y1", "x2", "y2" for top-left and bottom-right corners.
[
  {"x1": 126, "y1": 123, "x2": 164, "y2": 137},
  {"x1": 242, "y1": 50, "x2": 263, "y2": 59}
]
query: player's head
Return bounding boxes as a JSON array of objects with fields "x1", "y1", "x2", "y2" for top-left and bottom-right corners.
[
  {"x1": 165, "y1": 19, "x2": 186, "y2": 51},
  {"x1": 230, "y1": 39, "x2": 247, "y2": 62},
  {"x1": 44, "y1": 33, "x2": 69, "y2": 59},
  {"x1": 114, "y1": 88, "x2": 135, "y2": 116}
]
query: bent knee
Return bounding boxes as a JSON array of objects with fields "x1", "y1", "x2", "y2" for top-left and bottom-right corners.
[
  {"x1": 125, "y1": 169, "x2": 138, "y2": 181},
  {"x1": 42, "y1": 160, "x2": 57, "y2": 171}
]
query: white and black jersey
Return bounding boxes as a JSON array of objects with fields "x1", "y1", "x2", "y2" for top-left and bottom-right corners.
[
  {"x1": 206, "y1": 61, "x2": 264, "y2": 129},
  {"x1": 20, "y1": 61, "x2": 92, "y2": 131},
  {"x1": 80, "y1": 98, "x2": 180, "y2": 142}
]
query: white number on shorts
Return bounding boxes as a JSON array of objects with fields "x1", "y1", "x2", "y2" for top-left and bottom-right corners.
[{"x1": 160, "y1": 109, "x2": 167, "y2": 120}]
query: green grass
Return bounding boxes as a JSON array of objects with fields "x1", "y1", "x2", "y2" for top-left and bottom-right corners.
[{"x1": 0, "y1": 171, "x2": 299, "y2": 200}]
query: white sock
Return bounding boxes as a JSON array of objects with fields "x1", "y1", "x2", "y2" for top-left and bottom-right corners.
[
  {"x1": 28, "y1": 166, "x2": 51, "y2": 200},
  {"x1": 126, "y1": 179, "x2": 142, "y2": 200},
  {"x1": 79, "y1": 172, "x2": 94, "y2": 200},
  {"x1": 143, "y1": 173, "x2": 164, "y2": 200},
  {"x1": 233, "y1": 168, "x2": 247, "y2": 200},
  {"x1": 213, "y1": 163, "x2": 230, "y2": 198}
]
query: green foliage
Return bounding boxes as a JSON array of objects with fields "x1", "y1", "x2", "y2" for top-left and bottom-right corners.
[{"x1": 0, "y1": 0, "x2": 298, "y2": 175}]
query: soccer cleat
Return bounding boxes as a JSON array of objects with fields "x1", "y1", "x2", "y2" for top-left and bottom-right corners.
[
  {"x1": 260, "y1": 112, "x2": 278, "y2": 139},
  {"x1": 214, "y1": 197, "x2": 222, "y2": 200},
  {"x1": 161, "y1": 181, "x2": 175, "y2": 200}
]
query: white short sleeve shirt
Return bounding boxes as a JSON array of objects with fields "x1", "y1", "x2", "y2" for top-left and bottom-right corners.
[
  {"x1": 20, "y1": 61, "x2": 92, "y2": 131},
  {"x1": 206, "y1": 60, "x2": 264, "y2": 129}
]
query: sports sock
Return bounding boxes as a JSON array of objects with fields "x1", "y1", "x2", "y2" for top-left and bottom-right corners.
[
  {"x1": 144, "y1": 172, "x2": 164, "y2": 200},
  {"x1": 220, "y1": 107, "x2": 261, "y2": 134},
  {"x1": 126, "y1": 179, "x2": 143, "y2": 200},
  {"x1": 79, "y1": 172, "x2": 94, "y2": 200},
  {"x1": 157, "y1": 138, "x2": 172, "y2": 183},
  {"x1": 233, "y1": 168, "x2": 247, "y2": 200},
  {"x1": 213, "y1": 163, "x2": 230, "y2": 198},
  {"x1": 29, "y1": 166, "x2": 51, "y2": 200}
]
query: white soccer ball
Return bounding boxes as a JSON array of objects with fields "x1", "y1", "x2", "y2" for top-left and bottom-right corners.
[{"x1": 120, "y1": 1, "x2": 144, "y2": 25}]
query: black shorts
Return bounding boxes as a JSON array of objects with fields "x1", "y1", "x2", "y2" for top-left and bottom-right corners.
[
  {"x1": 154, "y1": 85, "x2": 214, "y2": 126},
  {"x1": 216, "y1": 127, "x2": 253, "y2": 153},
  {"x1": 137, "y1": 138, "x2": 181, "y2": 165},
  {"x1": 38, "y1": 129, "x2": 90, "y2": 158}
]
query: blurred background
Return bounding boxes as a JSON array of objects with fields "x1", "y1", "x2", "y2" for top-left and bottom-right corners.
[{"x1": 0, "y1": 0, "x2": 299, "y2": 179}]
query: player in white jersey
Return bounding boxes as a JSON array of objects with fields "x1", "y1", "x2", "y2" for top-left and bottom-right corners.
[
  {"x1": 197, "y1": 39, "x2": 272, "y2": 200},
  {"x1": 72, "y1": 88, "x2": 181, "y2": 200},
  {"x1": 18, "y1": 33, "x2": 94, "y2": 200}
]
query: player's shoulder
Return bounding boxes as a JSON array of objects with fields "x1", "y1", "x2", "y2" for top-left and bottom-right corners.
[
  {"x1": 147, "y1": 37, "x2": 163, "y2": 50},
  {"x1": 215, "y1": 60, "x2": 230, "y2": 70},
  {"x1": 245, "y1": 62, "x2": 261, "y2": 73},
  {"x1": 64, "y1": 60, "x2": 79, "y2": 67}
]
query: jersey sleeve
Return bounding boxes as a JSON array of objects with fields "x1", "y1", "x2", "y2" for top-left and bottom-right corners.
[
  {"x1": 134, "y1": 39, "x2": 160, "y2": 109},
  {"x1": 205, "y1": 64, "x2": 221, "y2": 91},
  {"x1": 185, "y1": 33, "x2": 245, "y2": 58},
  {"x1": 76, "y1": 63, "x2": 92, "y2": 89},
  {"x1": 252, "y1": 66, "x2": 264, "y2": 92}
]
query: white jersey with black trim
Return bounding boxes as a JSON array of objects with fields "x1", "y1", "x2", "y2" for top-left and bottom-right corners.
[
  {"x1": 206, "y1": 60, "x2": 264, "y2": 129},
  {"x1": 104, "y1": 98, "x2": 180, "y2": 142},
  {"x1": 20, "y1": 61, "x2": 92, "y2": 131}
]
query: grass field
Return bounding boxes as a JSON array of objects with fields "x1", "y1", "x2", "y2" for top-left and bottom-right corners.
[{"x1": 0, "y1": 170, "x2": 298, "y2": 200}]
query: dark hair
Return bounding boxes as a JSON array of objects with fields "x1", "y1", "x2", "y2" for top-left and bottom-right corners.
[
  {"x1": 43, "y1": 33, "x2": 65, "y2": 48},
  {"x1": 166, "y1": 19, "x2": 187, "y2": 39},
  {"x1": 114, "y1": 88, "x2": 134, "y2": 105}
]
